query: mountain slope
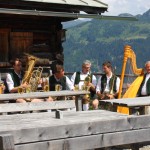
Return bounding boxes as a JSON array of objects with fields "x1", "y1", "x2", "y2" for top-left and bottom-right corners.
[{"x1": 63, "y1": 9, "x2": 150, "y2": 73}]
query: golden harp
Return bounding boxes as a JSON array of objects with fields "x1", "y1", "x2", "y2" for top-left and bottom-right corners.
[{"x1": 117, "y1": 45, "x2": 144, "y2": 114}]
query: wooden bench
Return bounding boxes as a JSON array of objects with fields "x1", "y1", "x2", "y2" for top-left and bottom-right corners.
[
  {"x1": 0, "y1": 90, "x2": 90, "y2": 111},
  {"x1": 0, "y1": 110, "x2": 150, "y2": 150},
  {"x1": 100, "y1": 96, "x2": 150, "y2": 115},
  {"x1": 0, "y1": 100, "x2": 76, "y2": 115}
]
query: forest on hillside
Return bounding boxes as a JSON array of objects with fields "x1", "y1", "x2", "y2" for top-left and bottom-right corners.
[{"x1": 63, "y1": 9, "x2": 150, "y2": 74}]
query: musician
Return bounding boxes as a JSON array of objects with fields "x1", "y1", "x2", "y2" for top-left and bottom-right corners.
[
  {"x1": 44, "y1": 64, "x2": 74, "y2": 102},
  {"x1": 6, "y1": 58, "x2": 25, "y2": 94},
  {"x1": 137, "y1": 61, "x2": 150, "y2": 97},
  {"x1": 92, "y1": 61, "x2": 120, "y2": 109},
  {"x1": 5, "y1": 58, "x2": 44, "y2": 103},
  {"x1": 49, "y1": 64, "x2": 74, "y2": 91},
  {"x1": 71, "y1": 60, "x2": 97, "y2": 111}
]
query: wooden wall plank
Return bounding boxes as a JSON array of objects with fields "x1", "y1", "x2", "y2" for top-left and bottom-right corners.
[
  {"x1": 0, "y1": 29, "x2": 9, "y2": 62},
  {"x1": 10, "y1": 32, "x2": 33, "y2": 58}
]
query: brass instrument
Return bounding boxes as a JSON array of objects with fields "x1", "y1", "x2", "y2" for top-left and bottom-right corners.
[
  {"x1": 43, "y1": 78, "x2": 49, "y2": 92},
  {"x1": 29, "y1": 67, "x2": 43, "y2": 92},
  {"x1": 22, "y1": 54, "x2": 37, "y2": 84},
  {"x1": 21, "y1": 54, "x2": 43, "y2": 92},
  {"x1": 84, "y1": 74, "x2": 91, "y2": 86},
  {"x1": 55, "y1": 84, "x2": 62, "y2": 91},
  {"x1": 82, "y1": 74, "x2": 91, "y2": 103},
  {"x1": 74, "y1": 84, "x2": 79, "y2": 91}
]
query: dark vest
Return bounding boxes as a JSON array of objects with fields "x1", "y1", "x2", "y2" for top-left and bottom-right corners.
[
  {"x1": 4, "y1": 70, "x2": 23, "y2": 93},
  {"x1": 10, "y1": 70, "x2": 23, "y2": 87},
  {"x1": 101, "y1": 74, "x2": 117, "y2": 94},
  {"x1": 74, "y1": 72, "x2": 95, "y2": 98},
  {"x1": 137, "y1": 74, "x2": 150, "y2": 96},
  {"x1": 74, "y1": 72, "x2": 93, "y2": 85},
  {"x1": 49, "y1": 75, "x2": 66, "y2": 91}
]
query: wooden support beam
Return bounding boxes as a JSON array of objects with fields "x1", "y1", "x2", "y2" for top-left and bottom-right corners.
[
  {"x1": 15, "y1": 128, "x2": 150, "y2": 150},
  {"x1": 0, "y1": 134, "x2": 14, "y2": 150}
]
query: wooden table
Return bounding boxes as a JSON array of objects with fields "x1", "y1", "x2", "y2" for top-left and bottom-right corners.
[
  {"x1": 0, "y1": 110, "x2": 150, "y2": 150},
  {"x1": 100, "y1": 96, "x2": 150, "y2": 115},
  {"x1": 0, "y1": 90, "x2": 90, "y2": 111}
]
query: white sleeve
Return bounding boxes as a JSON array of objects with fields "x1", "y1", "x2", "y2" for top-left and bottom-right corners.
[
  {"x1": 66, "y1": 76, "x2": 74, "y2": 90},
  {"x1": 6, "y1": 73, "x2": 14, "y2": 92},
  {"x1": 70, "y1": 72, "x2": 76, "y2": 85},
  {"x1": 92, "y1": 75, "x2": 97, "y2": 86},
  {"x1": 116, "y1": 77, "x2": 120, "y2": 92},
  {"x1": 96, "y1": 76, "x2": 102, "y2": 93}
]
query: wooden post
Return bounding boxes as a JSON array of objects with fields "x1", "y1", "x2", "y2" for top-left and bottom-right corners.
[
  {"x1": 55, "y1": 110, "x2": 63, "y2": 119},
  {"x1": 0, "y1": 134, "x2": 14, "y2": 150},
  {"x1": 75, "y1": 96, "x2": 82, "y2": 111}
]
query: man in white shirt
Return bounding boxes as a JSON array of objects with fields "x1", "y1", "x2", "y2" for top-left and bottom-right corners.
[
  {"x1": 138, "y1": 61, "x2": 150, "y2": 96},
  {"x1": 6, "y1": 58, "x2": 45, "y2": 103},
  {"x1": 6, "y1": 58, "x2": 29, "y2": 103},
  {"x1": 71, "y1": 60, "x2": 97, "y2": 111},
  {"x1": 92, "y1": 61, "x2": 120, "y2": 109},
  {"x1": 49, "y1": 64, "x2": 74, "y2": 91},
  {"x1": 6, "y1": 58, "x2": 26, "y2": 93}
]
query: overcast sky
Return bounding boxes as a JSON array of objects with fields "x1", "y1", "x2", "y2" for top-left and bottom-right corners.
[{"x1": 104, "y1": 0, "x2": 150, "y2": 16}]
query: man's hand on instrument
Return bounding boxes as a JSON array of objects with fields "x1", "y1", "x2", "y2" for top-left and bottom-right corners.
[
  {"x1": 88, "y1": 83, "x2": 96, "y2": 92},
  {"x1": 107, "y1": 94, "x2": 114, "y2": 99},
  {"x1": 21, "y1": 82, "x2": 28, "y2": 88},
  {"x1": 97, "y1": 92, "x2": 104, "y2": 100}
]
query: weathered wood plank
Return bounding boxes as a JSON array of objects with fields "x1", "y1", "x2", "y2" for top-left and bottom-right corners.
[
  {"x1": 0, "y1": 100, "x2": 75, "y2": 113},
  {"x1": 0, "y1": 134, "x2": 14, "y2": 150},
  {"x1": 0, "y1": 111, "x2": 150, "y2": 149},
  {"x1": 15, "y1": 128, "x2": 150, "y2": 150},
  {"x1": 0, "y1": 111, "x2": 130, "y2": 144},
  {"x1": 100, "y1": 96, "x2": 150, "y2": 107},
  {"x1": 0, "y1": 110, "x2": 124, "y2": 128},
  {"x1": 0, "y1": 110, "x2": 150, "y2": 148},
  {"x1": 0, "y1": 90, "x2": 89, "y2": 101}
]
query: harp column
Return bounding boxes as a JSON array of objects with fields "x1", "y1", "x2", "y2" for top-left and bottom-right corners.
[{"x1": 118, "y1": 45, "x2": 131, "y2": 98}]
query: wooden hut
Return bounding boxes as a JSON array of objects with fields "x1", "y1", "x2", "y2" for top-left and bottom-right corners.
[{"x1": 0, "y1": 0, "x2": 107, "y2": 69}]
